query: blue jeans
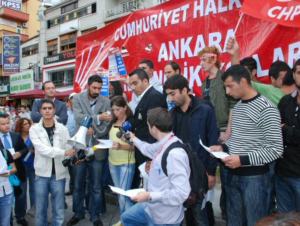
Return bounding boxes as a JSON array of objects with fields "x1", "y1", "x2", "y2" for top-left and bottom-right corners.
[
  {"x1": 15, "y1": 180, "x2": 27, "y2": 221},
  {"x1": 109, "y1": 163, "x2": 135, "y2": 215},
  {"x1": 275, "y1": 175, "x2": 300, "y2": 212},
  {"x1": 226, "y1": 172, "x2": 269, "y2": 226},
  {"x1": 0, "y1": 192, "x2": 13, "y2": 226},
  {"x1": 25, "y1": 166, "x2": 35, "y2": 208},
  {"x1": 72, "y1": 160, "x2": 104, "y2": 222},
  {"x1": 121, "y1": 203, "x2": 180, "y2": 226},
  {"x1": 35, "y1": 175, "x2": 65, "y2": 226}
]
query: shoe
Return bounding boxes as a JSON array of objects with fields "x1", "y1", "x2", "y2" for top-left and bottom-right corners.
[
  {"x1": 93, "y1": 219, "x2": 103, "y2": 226},
  {"x1": 65, "y1": 191, "x2": 72, "y2": 196},
  {"x1": 66, "y1": 216, "x2": 84, "y2": 226},
  {"x1": 27, "y1": 207, "x2": 35, "y2": 217},
  {"x1": 112, "y1": 221, "x2": 122, "y2": 226},
  {"x1": 16, "y1": 219, "x2": 28, "y2": 226}
]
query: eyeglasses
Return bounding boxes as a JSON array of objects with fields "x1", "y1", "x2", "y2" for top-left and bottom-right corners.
[{"x1": 42, "y1": 107, "x2": 53, "y2": 110}]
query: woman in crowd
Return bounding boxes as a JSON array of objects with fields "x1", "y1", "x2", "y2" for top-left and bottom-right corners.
[
  {"x1": 15, "y1": 118, "x2": 35, "y2": 213},
  {"x1": 0, "y1": 143, "x2": 17, "y2": 226},
  {"x1": 109, "y1": 96, "x2": 135, "y2": 226},
  {"x1": 109, "y1": 81, "x2": 128, "y2": 101}
]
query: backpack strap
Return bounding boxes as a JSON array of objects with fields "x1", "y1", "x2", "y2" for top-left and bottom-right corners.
[{"x1": 161, "y1": 141, "x2": 184, "y2": 176}]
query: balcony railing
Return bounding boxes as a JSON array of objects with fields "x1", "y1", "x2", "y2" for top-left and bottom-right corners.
[{"x1": 106, "y1": 0, "x2": 141, "y2": 20}]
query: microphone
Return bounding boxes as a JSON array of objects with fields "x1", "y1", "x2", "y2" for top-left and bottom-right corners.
[{"x1": 116, "y1": 121, "x2": 132, "y2": 142}]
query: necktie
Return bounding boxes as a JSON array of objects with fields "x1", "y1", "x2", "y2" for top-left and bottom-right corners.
[{"x1": 3, "y1": 134, "x2": 12, "y2": 149}]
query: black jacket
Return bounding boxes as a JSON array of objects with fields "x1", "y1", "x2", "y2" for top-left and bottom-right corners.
[
  {"x1": 0, "y1": 132, "x2": 28, "y2": 181},
  {"x1": 172, "y1": 96, "x2": 219, "y2": 176},
  {"x1": 132, "y1": 86, "x2": 167, "y2": 165},
  {"x1": 276, "y1": 92, "x2": 300, "y2": 177}
]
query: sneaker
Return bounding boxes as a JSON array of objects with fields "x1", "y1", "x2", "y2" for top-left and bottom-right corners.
[
  {"x1": 27, "y1": 207, "x2": 35, "y2": 218},
  {"x1": 93, "y1": 219, "x2": 103, "y2": 226},
  {"x1": 16, "y1": 219, "x2": 28, "y2": 226},
  {"x1": 66, "y1": 216, "x2": 84, "y2": 226},
  {"x1": 112, "y1": 221, "x2": 122, "y2": 226}
]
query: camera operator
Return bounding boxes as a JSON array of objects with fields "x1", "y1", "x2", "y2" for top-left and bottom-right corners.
[
  {"x1": 29, "y1": 99, "x2": 75, "y2": 226},
  {"x1": 68, "y1": 75, "x2": 112, "y2": 226}
]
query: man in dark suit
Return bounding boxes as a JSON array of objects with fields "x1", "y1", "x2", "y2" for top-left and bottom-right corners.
[
  {"x1": 128, "y1": 68, "x2": 167, "y2": 188},
  {"x1": 0, "y1": 113, "x2": 28, "y2": 226},
  {"x1": 31, "y1": 81, "x2": 68, "y2": 125}
]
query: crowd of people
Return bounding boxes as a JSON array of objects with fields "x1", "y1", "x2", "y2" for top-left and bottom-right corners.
[{"x1": 0, "y1": 37, "x2": 300, "y2": 226}]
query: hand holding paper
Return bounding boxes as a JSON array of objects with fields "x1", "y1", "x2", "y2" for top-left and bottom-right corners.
[
  {"x1": 199, "y1": 139, "x2": 229, "y2": 159},
  {"x1": 109, "y1": 185, "x2": 145, "y2": 198}
]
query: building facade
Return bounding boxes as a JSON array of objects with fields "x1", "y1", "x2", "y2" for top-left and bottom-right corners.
[
  {"x1": 0, "y1": 0, "x2": 41, "y2": 99},
  {"x1": 39, "y1": 0, "x2": 167, "y2": 91}
]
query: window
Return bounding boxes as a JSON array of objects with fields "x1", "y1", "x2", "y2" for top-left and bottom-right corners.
[
  {"x1": 49, "y1": 69, "x2": 74, "y2": 87},
  {"x1": 47, "y1": 3, "x2": 96, "y2": 29},
  {"x1": 22, "y1": 44, "x2": 39, "y2": 57},
  {"x1": 60, "y1": 32, "x2": 76, "y2": 52},
  {"x1": 61, "y1": 2, "x2": 78, "y2": 14},
  {"x1": 81, "y1": 27, "x2": 97, "y2": 35},
  {"x1": 47, "y1": 39, "x2": 58, "y2": 56}
]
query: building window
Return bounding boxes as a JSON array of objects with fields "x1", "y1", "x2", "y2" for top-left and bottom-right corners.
[
  {"x1": 22, "y1": 44, "x2": 39, "y2": 57},
  {"x1": 81, "y1": 27, "x2": 97, "y2": 35},
  {"x1": 47, "y1": 3, "x2": 96, "y2": 29},
  {"x1": 60, "y1": 32, "x2": 76, "y2": 52},
  {"x1": 49, "y1": 68, "x2": 74, "y2": 87},
  {"x1": 47, "y1": 39, "x2": 58, "y2": 56},
  {"x1": 61, "y1": 2, "x2": 78, "y2": 14}
]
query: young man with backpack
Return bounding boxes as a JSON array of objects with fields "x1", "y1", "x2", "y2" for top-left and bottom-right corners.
[
  {"x1": 164, "y1": 75, "x2": 219, "y2": 226},
  {"x1": 121, "y1": 107, "x2": 191, "y2": 226}
]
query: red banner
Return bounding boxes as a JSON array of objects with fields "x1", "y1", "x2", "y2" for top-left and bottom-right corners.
[
  {"x1": 241, "y1": 0, "x2": 300, "y2": 28},
  {"x1": 74, "y1": 0, "x2": 300, "y2": 93}
]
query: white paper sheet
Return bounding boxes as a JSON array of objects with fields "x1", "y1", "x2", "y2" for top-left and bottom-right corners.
[
  {"x1": 109, "y1": 185, "x2": 145, "y2": 198},
  {"x1": 8, "y1": 148, "x2": 15, "y2": 155},
  {"x1": 94, "y1": 139, "x2": 113, "y2": 149},
  {"x1": 0, "y1": 152, "x2": 8, "y2": 174},
  {"x1": 199, "y1": 139, "x2": 229, "y2": 159}
]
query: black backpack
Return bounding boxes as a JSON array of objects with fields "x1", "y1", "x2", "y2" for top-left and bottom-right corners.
[{"x1": 161, "y1": 141, "x2": 208, "y2": 208}]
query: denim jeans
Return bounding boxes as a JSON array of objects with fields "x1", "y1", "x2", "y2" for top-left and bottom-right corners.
[
  {"x1": 25, "y1": 166, "x2": 35, "y2": 208},
  {"x1": 72, "y1": 159, "x2": 104, "y2": 222},
  {"x1": 15, "y1": 180, "x2": 27, "y2": 221},
  {"x1": 275, "y1": 175, "x2": 300, "y2": 212},
  {"x1": 121, "y1": 203, "x2": 180, "y2": 226},
  {"x1": 226, "y1": 172, "x2": 269, "y2": 226},
  {"x1": 0, "y1": 192, "x2": 13, "y2": 226},
  {"x1": 35, "y1": 175, "x2": 65, "y2": 226},
  {"x1": 109, "y1": 163, "x2": 135, "y2": 215}
]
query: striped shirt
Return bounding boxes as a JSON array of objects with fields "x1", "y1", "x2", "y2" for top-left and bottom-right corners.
[{"x1": 226, "y1": 94, "x2": 283, "y2": 168}]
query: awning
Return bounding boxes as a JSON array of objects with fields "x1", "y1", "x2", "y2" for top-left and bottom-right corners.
[{"x1": 9, "y1": 89, "x2": 74, "y2": 99}]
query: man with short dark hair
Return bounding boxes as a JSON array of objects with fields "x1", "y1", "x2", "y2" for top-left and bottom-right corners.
[
  {"x1": 121, "y1": 107, "x2": 190, "y2": 226},
  {"x1": 0, "y1": 113, "x2": 28, "y2": 226},
  {"x1": 68, "y1": 75, "x2": 111, "y2": 226},
  {"x1": 29, "y1": 99, "x2": 75, "y2": 226},
  {"x1": 276, "y1": 59, "x2": 300, "y2": 213},
  {"x1": 31, "y1": 81, "x2": 68, "y2": 124},
  {"x1": 164, "y1": 75, "x2": 219, "y2": 226},
  {"x1": 138, "y1": 59, "x2": 163, "y2": 93},
  {"x1": 210, "y1": 65, "x2": 283, "y2": 226},
  {"x1": 128, "y1": 69, "x2": 167, "y2": 188}
]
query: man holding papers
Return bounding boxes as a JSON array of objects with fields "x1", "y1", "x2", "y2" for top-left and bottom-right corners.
[
  {"x1": 209, "y1": 65, "x2": 283, "y2": 226},
  {"x1": 121, "y1": 107, "x2": 190, "y2": 226}
]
